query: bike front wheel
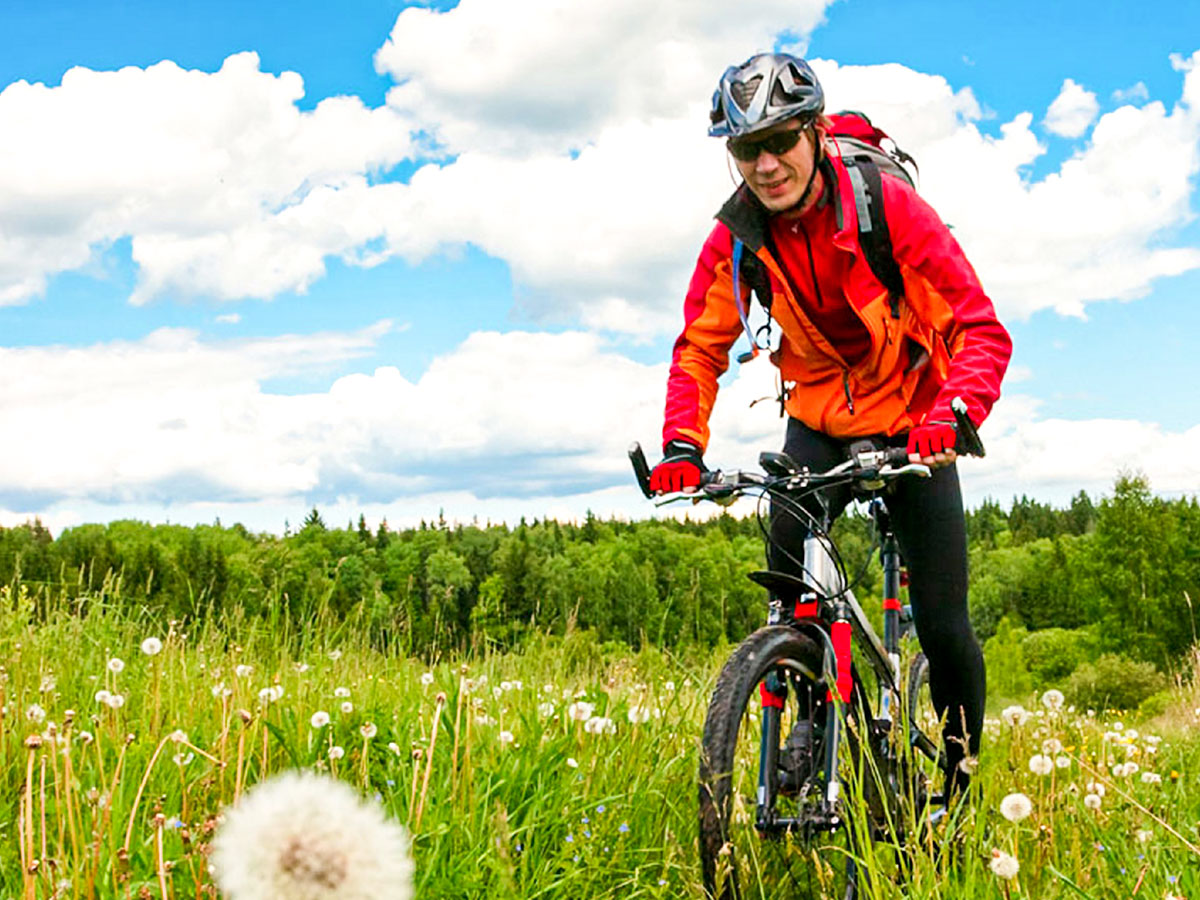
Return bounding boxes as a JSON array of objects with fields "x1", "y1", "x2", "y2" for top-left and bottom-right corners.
[{"x1": 698, "y1": 625, "x2": 865, "y2": 900}]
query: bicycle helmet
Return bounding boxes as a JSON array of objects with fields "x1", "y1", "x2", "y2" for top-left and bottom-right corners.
[{"x1": 709, "y1": 53, "x2": 825, "y2": 138}]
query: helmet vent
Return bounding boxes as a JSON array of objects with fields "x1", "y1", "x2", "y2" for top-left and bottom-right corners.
[{"x1": 730, "y1": 76, "x2": 762, "y2": 111}]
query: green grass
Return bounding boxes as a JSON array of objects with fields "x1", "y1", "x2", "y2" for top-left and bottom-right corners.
[{"x1": 2, "y1": 583, "x2": 1199, "y2": 898}]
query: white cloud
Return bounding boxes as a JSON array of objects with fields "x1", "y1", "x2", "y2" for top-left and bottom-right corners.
[
  {"x1": 375, "y1": 0, "x2": 832, "y2": 155},
  {"x1": 0, "y1": 52, "x2": 413, "y2": 306},
  {"x1": 1112, "y1": 81, "x2": 1150, "y2": 104},
  {"x1": 215, "y1": 313, "x2": 241, "y2": 324},
  {"x1": 1044, "y1": 78, "x2": 1100, "y2": 137}
]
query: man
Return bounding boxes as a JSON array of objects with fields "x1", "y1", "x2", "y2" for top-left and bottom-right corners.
[{"x1": 648, "y1": 53, "x2": 1011, "y2": 800}]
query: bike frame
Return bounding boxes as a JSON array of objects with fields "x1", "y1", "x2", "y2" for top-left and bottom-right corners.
[{"x1": 754, "y1": 496, "x2": 941, "y2": 837}]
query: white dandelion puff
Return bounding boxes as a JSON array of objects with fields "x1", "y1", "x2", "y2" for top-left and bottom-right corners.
[
  {"x1": 209, "y1": 770, "x2": 413, "y2": 900},
  {"x1": 1001, "y1": 705, "x2": 1029, "y2": 726},
  {"x1": 999, "y1": 792, "x2": 1032, "y2": 822},
  {"x1": 141, "y1": 637, "x2": 163, "y2": 656},
  {"x1": 498, "y1": 730, "x2": 515, "y2": 745},
  {"x1": 627, "y1": 705, "x2": 651, "y2": 724},
  {"x1": 328, "y1": 746, "x2": 345, "y2": 760},
  {"x1": 94, "y1": 689, "x2": 112, "y2": 705},
  {"x1": 1041, "y1": 738, "x2": 1063, "y2": 754},
  {"x1": 1040, "y1": 689, "x2": 1064, "y2": 710},
  {"x1": 235, "y1": 665, "x2": 254, "y2": 678},
  {"x1": 419, "y1": 672, "x2": 434, "y2": 687},
  {"x1": 1141, "y1": 771, "x2": 1162, "y2": 784},
  {"x1": 340, "y1": 701, "x2": 354, "y2": 715},
  {"x1": 584, "y1": 716, "x2": 616, "y2": 735},
  {"x1": 26, "y1": 704, "x2": 46, "y2": 724},
  {"x1": 169, "y1": 729, "x2": 189, "y2": 744},
  {"x1": 1055, "y1": 755, "x2": 1071, "y2": 769},
  {"x1": 568, "y1": 701, "x2": 595, "y2": 722},
  {"x1": 105, "y1": 693, "x2": 125, "y2": 710},
  {"x1": 1084, "y1": 793, "x2": 1102, "y2": 810},
  {"x1": 663, "y1": 681, "x2": 676, "y2": 692},
  {"x1": 566, "y1": 758, "x2": 579, "y2": 769},
  {"x1": 1028, "y1": 754, "x2": 1054, "y2": 776},
  {"x1": 107, "y1": 657, "x2": 125, "y2": 674},
  {"x1": 328, "y1": 650, "x2": 343, "y2": 661},
  {"x1": 334, "y1": 687, "x2": 351, "y2": 698},
  {"x1": 537, "y1": 702, "x2": 555, "y2": 717},
  {"x1": 360, "y1": 723, "x2": 378, "y2": 740},
  {"x1": 310, "y1": 711, "x2": 331, "y2": 729},
  {"x1": 39, "y1": 674, "x2": 57, "y2": 693},
  {"x1": 988, "y1": 849, "x2": 1020, "y2": 879},
  {"x1": 1136, "y1": 828, "x2": 1153, "y2": 843}
]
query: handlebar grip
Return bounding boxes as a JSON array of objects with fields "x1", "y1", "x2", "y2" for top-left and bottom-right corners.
[
  {"x1": 883, "y1": 446, "x2": 911, "y2": 466},
  {"x1": 951, "y1": 397, "x2": 986, "y2": 458},
  {"x1": 628, "y1": 442, "x2": 654, "y2": 498}
]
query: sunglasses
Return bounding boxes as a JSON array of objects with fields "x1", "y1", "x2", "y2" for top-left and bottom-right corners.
[{"x1": 727, "y1": 125, "x2": 811, "y2": 162}]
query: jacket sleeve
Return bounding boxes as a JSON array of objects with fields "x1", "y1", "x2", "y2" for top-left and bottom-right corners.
[
  {"x1": 883, "y1": 176, "x2": 1012, "y2": 427},
  {"x1": 662, "y1": 223, "x2": 746, "y2": 452}
]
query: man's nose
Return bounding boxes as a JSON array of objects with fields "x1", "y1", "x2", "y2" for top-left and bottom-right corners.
[{"x1": 755, "y1": 152, "x2": 781, "y2": 174}]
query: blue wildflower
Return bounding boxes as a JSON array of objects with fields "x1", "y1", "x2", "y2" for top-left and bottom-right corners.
[{"x1": 619, "y1": 822, "x2": 630, "y2": 833}]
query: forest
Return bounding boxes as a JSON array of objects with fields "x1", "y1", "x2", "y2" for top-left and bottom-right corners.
[{"x1": 2, "y1": 472, "x2": 1197, "y2": 681}]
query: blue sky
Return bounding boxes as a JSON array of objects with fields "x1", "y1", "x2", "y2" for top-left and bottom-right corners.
[{"x1": 1, "y1": 0, "x2": 1198, "y2": 532}]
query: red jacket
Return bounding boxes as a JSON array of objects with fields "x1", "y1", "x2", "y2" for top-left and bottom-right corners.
[{"x1": 664, "y1": 148, "x2": 1012, "y2": 451}]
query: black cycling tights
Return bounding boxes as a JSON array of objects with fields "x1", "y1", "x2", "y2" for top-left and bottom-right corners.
[{"x1": 769, "y1": 418, "x2": 986, "y2": 796}]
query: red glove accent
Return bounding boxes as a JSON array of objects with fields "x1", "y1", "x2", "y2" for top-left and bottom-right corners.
[
  {"x1": 649, "y1": 459, "x2": 704, "y2": 493},
  {"x1": 906, "y1": 423, "x2": 956, "y2": 459}
]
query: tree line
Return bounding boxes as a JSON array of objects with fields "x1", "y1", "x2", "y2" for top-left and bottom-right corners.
[{"x1": 2, "y1": 473, "x2": 1197, "y2": 668}]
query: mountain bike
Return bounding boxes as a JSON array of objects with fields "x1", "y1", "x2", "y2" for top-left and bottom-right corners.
[{"x1": 629, "y1": 398, "x2": 985, "y2": 900}]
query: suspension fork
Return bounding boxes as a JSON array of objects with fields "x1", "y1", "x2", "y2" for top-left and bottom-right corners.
[
  {"x1": 757, "y1": 672, "x2": 786, "y2": 829},
  {"x1": 874, "y1": 499, "x2": 903, "y2": 723}
]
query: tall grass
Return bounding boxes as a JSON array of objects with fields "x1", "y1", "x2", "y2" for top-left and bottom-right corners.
[{"x1": 2, "y1": 581, "x2": 1199, "y2": 898}]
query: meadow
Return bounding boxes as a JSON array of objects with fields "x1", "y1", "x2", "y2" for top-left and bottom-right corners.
[{"x1": 2, "y1": 580, "x2": 1199, "y2": 900}]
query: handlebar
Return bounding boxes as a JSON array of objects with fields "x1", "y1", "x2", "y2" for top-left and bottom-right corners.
[{"x1": 630, "y1": 395, "x2": 986, "y2": 503}]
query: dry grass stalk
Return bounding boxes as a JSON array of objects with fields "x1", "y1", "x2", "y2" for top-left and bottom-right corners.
[{"x1": 415, "y1": 693, "x2": 447, "y2": 830}]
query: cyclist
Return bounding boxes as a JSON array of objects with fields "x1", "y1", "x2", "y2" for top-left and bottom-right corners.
[{"x1": 649, "y1": 52, "x2": 1012, "y2": 803}]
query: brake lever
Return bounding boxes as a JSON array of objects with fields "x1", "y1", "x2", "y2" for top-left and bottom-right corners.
[{"x1": 879, "y1": 462, "x2": 932, "y2": 478}]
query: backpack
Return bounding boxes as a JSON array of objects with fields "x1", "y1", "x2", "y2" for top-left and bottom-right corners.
[{"x1": 731, "y1": 111, "x2": 918, "y2": 363}]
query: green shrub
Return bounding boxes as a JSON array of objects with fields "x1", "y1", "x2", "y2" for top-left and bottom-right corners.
[
  {"x1": 983, "y1": 616, "x2": 1032, "y2": 698},
  {"x1": 1022, "y1": 627, "x2": 1098, "y2": 684},
  {"x1": 1066, "y1": 654, "x2": 1165, "y2": 711},
  {"x1": 1137, "y1": 689, "x2": 1174, "y2": 720}
]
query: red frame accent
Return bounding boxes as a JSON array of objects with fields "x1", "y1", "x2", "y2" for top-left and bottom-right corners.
[
  {"x1": 882, "y1": 597, "x2": 902, "y2": 611},
  {"x1": 794, "y1": 601, "x2": 819, "y2": 619},
  {"x1": 760, "y1": 681, "x2": 785, "y2": 709},
  {"x1": 831, "y1": 620, "x2": 853, "y2": 703}
]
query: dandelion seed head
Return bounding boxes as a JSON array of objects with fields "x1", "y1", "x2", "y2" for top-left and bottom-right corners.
[
  {"x1": 141, "y1": 637, "x2": 163, "y2": 656},
  {"x1": 328, "y1": 650, "x2": 343, "y2": 662},
  {"x1": 1028, "y1": 754, "x2": 1054, "y2": 776},
  {"x1": 1141, "y1": 771, "x2": 1162, "y2": 784},
  {"x1": 1055, "y1": 755, "x2": 1071, "y2": 769},
  {"x1": 334, "y1": 687, "x2": 351, "y2": 698},
  {"x1": 584, "y1": 716, "x2": 616, "y2": 735},
  {"x1": 566, "y1": 757, "x2": 579, "y2": 769},
  {"x1": 999, "y1": 792, "x2": 1032, "y2": 822},
  {"x1": 107, "y1": 657, "x2": 125, "y2": 674},
  {"x1": 1001, "y1": 705, "x2": 1029, "y2": 726},
  {"x1": 26, "y1": 703, "x2": 46, "y2": 723},
  {"x1": 419, "y1": 672, "x2": 434, "y2": 687},
  {"x1": 627, "y1": 705, "x2": 651, "y2": 724},
  {"x1": 1042, "y1": 738, "x2": 1063, "y2": 754},
  {"x1": 989, "y1": 849, "x2": 1019, "y2": 879},
  {"x1": 537, "y1": 702, "x2": 555, "y2": 717},
  {"x1": 1136, "y1": 828, "x2": 1153, "y2": 843},
  {"x1": 105, "y1": 693, "x2": 125, "y2": 710},
  {"x1": 498, "y1": 730, "x2": 515, "y2": 745},
  {"x1": 169, "y1": 729, "x2": 188, "y2": 744},
  {"x1": 1084, "y1": 793, "x2": 1102, "y2": 810},
  {"x1": 94, "y1": 689, "x2": 112, "y2": 705},
  {"x1": 209, "y1": 770, "x2": 413, "y2": 900},
  {"x1": 39, "y1": 674, "x2": 57, "y2": 693},
  {"x1": 340, "y1": 701, "x2": 354, "y2": 715},
  {"x1": 235, "y1": 665, "x2": 254, "y2": 678},
  {"x1": 1040, "y1": 689, "x2": 1064, "y2": 710},
  {"x1": 568, "y1": 701, "x2": 595, "y2": 722},
  {"x1": 328, "y1": 746, "x2": 345, "y2": 760},
  {"x1": 360, "y1": 723, "x2": 377, "y2": 740}
]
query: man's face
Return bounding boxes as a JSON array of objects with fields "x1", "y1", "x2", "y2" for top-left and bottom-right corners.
[{"x1": 731, "y1": 119, "x2": 819, "y2": 214}]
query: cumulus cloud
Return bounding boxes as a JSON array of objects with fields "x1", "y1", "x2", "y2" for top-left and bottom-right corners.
[
  {"x1": 1044, "y1": 78, "x2": 1100, "y2": 137},
  {"x1": 374, "y1": 0, "x2": 831, "y2": 155},
  {"x1": 0, "y1": 326, "x2": 1189, "y2": 530},
  {"x1": 0, "y1": 325, "x2": 667, "y2": 513},
  {"x1": 0, "y1": 52, "x2": 413, "y2": 306},
  {"x1": 809, "y1": 55, "x2": 1200, "y2": 320}
]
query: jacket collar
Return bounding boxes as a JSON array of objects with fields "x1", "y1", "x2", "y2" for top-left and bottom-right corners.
[{"x1": 716, "y1": 154, "x2": 856, "y2": 253}]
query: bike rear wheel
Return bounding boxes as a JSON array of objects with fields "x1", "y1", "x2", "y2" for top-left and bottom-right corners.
[
  {"x1": 903, "y1": 652, "x2": 950, "y2": 829},
  {"x1": 698, "y1": 626, "x2": 868, "y2": 900}
]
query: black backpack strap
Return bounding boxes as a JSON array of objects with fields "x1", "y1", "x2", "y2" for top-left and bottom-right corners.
[
  {"x1": 739, "y1": 250, "x2": 773, "y2": 313},
  {"x1": 844, "y1": 156, "x2": 904, "y2": 318}
]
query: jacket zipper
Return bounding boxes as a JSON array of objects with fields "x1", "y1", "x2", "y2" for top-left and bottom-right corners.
[{"x1": 842, "y1": 370, "x2": 855, "y2": 414}]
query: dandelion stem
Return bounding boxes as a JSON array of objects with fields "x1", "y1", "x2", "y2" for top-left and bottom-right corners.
[
  {"x1": 122, "y1": 733, "x2": 173, "y2": 852},
  {"x1": 22, "y1": 742, "x2": 37, "y2": 900},
  {"x1": 415, "y1": 694, "x2": 446, "y2": 830},
  {"x1": 39, "y1": 755, "x2": 49, "y2": 881},
  {"x1": 155, "y1": 819, "x2": 169, "y2": 900}
]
